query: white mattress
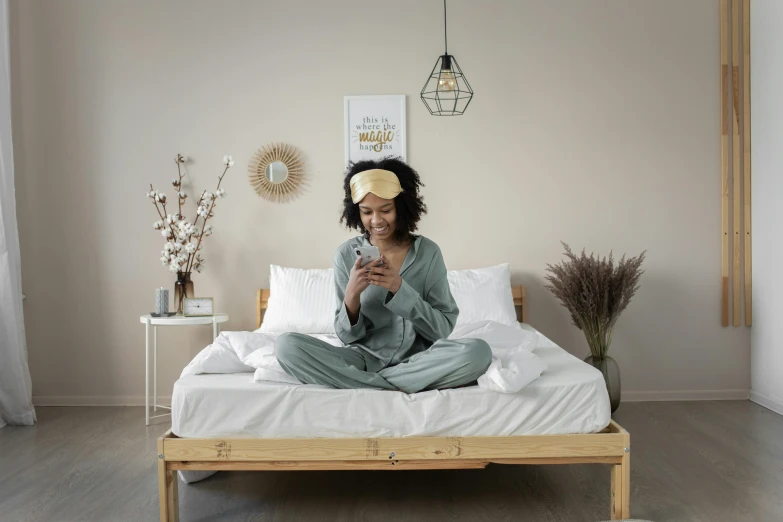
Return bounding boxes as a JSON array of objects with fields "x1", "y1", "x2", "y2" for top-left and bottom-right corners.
[{"x1": 171, "y1": 326, "x2": 611, "y2": 438}]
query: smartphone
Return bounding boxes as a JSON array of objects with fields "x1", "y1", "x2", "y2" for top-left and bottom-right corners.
[{"x1": 355, "y1": 246, "x2": 381, "y2": 267}]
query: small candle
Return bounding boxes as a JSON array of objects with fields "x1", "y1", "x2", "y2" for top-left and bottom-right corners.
[{"x1": 155, "y1": 288, "x2": 169, "y2": 314}]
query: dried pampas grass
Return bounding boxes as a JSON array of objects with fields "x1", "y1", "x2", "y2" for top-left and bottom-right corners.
[{"x1": 544, "y1": 242, "x2": 645, "y2": 358}]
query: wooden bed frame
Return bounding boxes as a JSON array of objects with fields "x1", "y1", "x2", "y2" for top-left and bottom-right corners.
[{"x1": 157, "y1": 285, "x2": 630, "y2": 521}]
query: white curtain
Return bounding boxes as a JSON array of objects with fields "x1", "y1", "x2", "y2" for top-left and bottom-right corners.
[{"x1": 0, "y1": 0, "x2": 35, "y2": 427}]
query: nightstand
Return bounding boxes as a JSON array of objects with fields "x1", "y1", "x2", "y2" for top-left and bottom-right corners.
[{"x1": 139, "y1": 313, "x2": 229, "y2": 425}]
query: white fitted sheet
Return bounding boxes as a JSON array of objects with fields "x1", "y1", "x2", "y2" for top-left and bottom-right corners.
[{"x1": 171, "y1": 326, "x2": 611, "y2": 438}]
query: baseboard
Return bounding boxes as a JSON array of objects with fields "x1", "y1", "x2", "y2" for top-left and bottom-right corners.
[
  {"x1": 33, "y1": 396, "x2": 171, "y2": 407},
  {"x1": 623, "y1": 389, "x2": 750, "y2": 402},
  {"x1": 750, "y1": 390, "x2": 783, "y2": 416}
]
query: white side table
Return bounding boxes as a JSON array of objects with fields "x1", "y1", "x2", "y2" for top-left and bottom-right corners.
[{"x1": 139, "y1": 313, "x2": 229, "y2": 425}]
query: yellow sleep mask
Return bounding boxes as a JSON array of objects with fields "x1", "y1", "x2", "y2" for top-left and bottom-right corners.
[{"x1": 349, "y1": 169, "x2": 403, "y2": 203}]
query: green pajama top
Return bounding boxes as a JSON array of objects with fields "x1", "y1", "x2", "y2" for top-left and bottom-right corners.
[{"x1": 333, "y1": 235, "x2": 459, "y2": 373}]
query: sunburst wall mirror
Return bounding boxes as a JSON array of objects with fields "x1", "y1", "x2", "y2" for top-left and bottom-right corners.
[{"x1": 248, "y1": 143, "x2": 305, "y2": 202}]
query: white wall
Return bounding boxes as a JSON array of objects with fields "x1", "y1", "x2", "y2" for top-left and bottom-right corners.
[
  {"x1": 750, "y1": 0, "x2": 783, "y2": 415},
  {"x1": 9, "y1": 0, "x2": 749, "y2": 405}
]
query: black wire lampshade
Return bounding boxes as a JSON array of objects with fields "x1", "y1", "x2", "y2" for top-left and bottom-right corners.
[
  {"x1": 420, "y1": 0, "x2": 473, "y2": 116},
  {"x1": 420, "y1": 54, "x2": 473, "y2": 116}
]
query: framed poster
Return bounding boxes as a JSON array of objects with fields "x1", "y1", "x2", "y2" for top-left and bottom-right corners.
[{"x1": 344, "y1": 95, "x2": 406, "y2": 167}]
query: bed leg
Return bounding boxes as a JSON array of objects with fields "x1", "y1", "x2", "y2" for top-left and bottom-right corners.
[
  {"x1": 158, "y1": 457, "x2": 179, "y2": 522},
  {"x1": 610, "y1": 451, "x2": 630, "y2": 520}
]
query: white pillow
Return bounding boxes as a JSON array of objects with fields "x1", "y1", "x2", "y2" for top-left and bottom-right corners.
[
  {"x1": 447, "y1": 263, "x2": 518, "y2": 327},
  {"x1": 258, "y1": 265, "x2": 336, "y2": 334}
]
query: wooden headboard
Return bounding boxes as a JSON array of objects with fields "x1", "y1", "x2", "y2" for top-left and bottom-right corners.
[
  {"x1": 511, "y1": 285, "x2": 528, "y2": 324},
  {"x1": 256, "y1": 286, "x2": 527, "y2": 329}
]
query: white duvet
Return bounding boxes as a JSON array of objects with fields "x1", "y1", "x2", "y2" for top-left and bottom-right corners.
[{"x1": 181, "y1": 320, "x2": 547, "y2": 393}]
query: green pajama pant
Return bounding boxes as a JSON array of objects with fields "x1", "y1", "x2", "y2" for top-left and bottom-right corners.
[{"x1": 274, "y1": 333, "x2": 492, "y2": 394}]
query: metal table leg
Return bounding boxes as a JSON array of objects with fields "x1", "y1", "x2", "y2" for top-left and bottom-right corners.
[
  {"x1": 154, "y1": 326, "x2": 158, "y2": 412},
  {"x1": 145, "y1": 318, "x2": 150, "y2": 426}
]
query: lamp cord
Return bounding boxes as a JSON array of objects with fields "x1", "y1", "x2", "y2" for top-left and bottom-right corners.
[{"x1": 443, "y1": 0, "x2": 448, "y2": 54}]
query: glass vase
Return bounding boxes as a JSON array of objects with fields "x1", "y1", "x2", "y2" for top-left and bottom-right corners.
[
  {"x1": 174, "y1": 271, "x2": 194, "y2": 315},
  {"x1": 584, "y1": 354, "x2": 621, "y2": 413}
]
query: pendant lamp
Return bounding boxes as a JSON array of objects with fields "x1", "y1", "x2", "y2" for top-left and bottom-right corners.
[{"x1": 420, "y1": 0, "x2": 474, "y2": 116}]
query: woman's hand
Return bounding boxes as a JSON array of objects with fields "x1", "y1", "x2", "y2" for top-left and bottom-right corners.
[
  {"x1": 345, "y1": 256, "x2": 381, "y2": 304},
  {"x1": 344, "y1": 255, "x2": 381, "y2": 325},
  {"x1": 367, "y1": 255, "x2": 403, "y2": 294}
]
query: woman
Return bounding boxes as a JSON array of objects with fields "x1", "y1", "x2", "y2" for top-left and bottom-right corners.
[{"x1": 275, "y1": 158, "x2": 491, "y2": 394}]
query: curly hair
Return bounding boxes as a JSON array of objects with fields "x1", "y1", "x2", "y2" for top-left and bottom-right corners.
[{"x1": 340, "y1": 157, "x2": 427, "y2": 244}]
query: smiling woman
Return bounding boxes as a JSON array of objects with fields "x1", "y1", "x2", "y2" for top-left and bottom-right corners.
[{"x1": 272, "y1": 157, "x2": 493, "y2": 394}]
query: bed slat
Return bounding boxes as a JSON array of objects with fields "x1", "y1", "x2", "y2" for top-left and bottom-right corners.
[
  {"x1": 170, "y1": 459, "x2": 491, "y2": 471},
  {"x1": 163, "y1": 431, "x2": 626, "y2": 462}
]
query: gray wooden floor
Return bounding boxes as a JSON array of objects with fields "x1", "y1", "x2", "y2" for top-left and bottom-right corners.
[{"x1": 1, "y1": 401, "x2": 782, "y2": 522}]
